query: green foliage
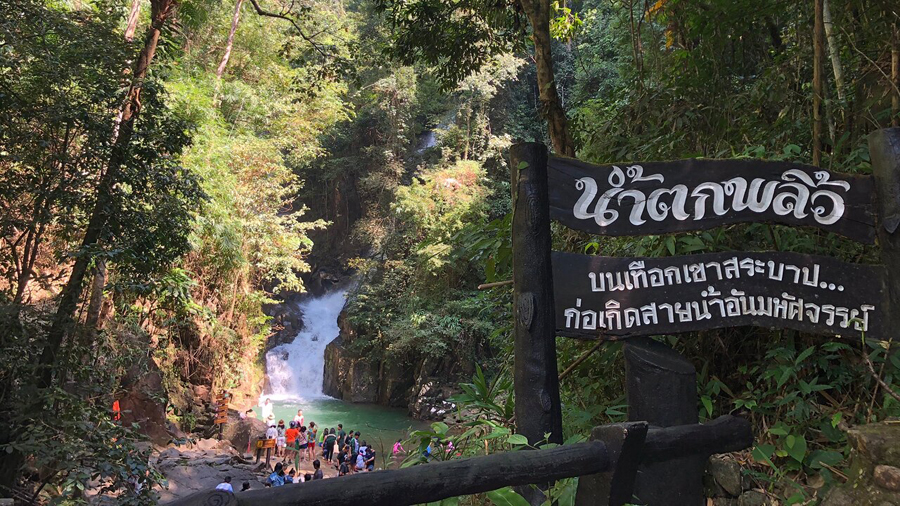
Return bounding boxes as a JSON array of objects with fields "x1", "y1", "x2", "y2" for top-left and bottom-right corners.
[{"x1": 0, "y1": 308, "x2": 165, "y2": 504}]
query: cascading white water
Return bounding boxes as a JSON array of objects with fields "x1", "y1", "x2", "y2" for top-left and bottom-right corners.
[{"x1": 264, "y1": 288, "x2": 348, "y2": 400}]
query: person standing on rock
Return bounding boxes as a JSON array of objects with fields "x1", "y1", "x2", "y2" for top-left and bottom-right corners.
[
  {"x1": 306, "y1": 422, "x2": 318, "y2": 462},
  {"x1": 295, "y1": 426, "x2": 308, "y2": 469},
  {"x1": 284, "y1": 421, "x2": 299, "y2": 463},
  {"x1": 337, "y1": 424, "x2": 346, "y2": 449},
  {"x1": 215, "y1": 476, "x2": 234, "y2": 493},
  {"x1": 276, "y1": 419, "x2": 287, "y2": 457},
  {"x1": 293, "y1": 409, "x2": 304, "y2": 426},
  {"x1": 260, "y1": 397, "x2": 273, "y2": 421}
]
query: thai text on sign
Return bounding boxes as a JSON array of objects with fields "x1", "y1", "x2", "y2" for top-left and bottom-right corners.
[
  {"x1": 547, "y1": 157, "x2": 876, "y2": 243},
  {"x1": 552, "y1": 251, "x2": 884, "y2": 339}
]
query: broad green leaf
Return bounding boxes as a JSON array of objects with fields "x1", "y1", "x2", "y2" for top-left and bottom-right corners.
[
  {"x1": 507, "y1": 434, "x2": 529, "y2": 446},
  {"x1": 808, "y1": 450, "x2": 843, "y2": 469},
  {"x1": 785, "y1": 434, "x2": 807, "y2": 463},
  {"x1": 752, "y1": 444, "x2": 776, "y2": 467},
  {"x1": 701, "y1": 396, "x2": 713, "y2": 417},
  {"x1": 487, "y1": 487, "x2": 531, "y2": 506}
]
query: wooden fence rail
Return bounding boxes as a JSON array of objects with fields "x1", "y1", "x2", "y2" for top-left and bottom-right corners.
[{"x1": 168, "y1": 415, "x2": 750, "y2": 506}]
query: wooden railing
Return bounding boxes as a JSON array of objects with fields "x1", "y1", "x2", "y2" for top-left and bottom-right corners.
[{"x1": 167, "y1": 415, "x2": 751, "y2": 506}]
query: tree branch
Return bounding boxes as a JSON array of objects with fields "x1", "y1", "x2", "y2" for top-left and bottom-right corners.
[
  {"x1": 246, "y1": 0, "x2": 329, "y2": 58},
  {"x1": 862, "y1": 350, "x2": 900, "y2": 405}
]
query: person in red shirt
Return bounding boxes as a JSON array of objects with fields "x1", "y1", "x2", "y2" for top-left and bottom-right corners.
[{"x1": 284, "y1": 421, "x2": 300, "y2": 463}]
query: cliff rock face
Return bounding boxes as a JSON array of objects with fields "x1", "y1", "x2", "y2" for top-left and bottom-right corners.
[
  {"x1": 323, "y1": 309, "x2": 460, "y2": 419},
  {"x1": 323, "y1": 311, "x2": 410, "y2": 405}
]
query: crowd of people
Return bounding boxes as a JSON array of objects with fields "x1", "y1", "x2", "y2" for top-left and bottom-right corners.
[{"x1": 219, "y1": 399, "x2": 408, "y2": 493}]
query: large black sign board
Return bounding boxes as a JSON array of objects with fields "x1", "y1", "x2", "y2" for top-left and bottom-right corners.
[
  {"x1": 547, "y1": 156, "x2": 877, "y2": 244},
  {"x1": 552, "y1": 251, "x2": 885, "y2": 339}
]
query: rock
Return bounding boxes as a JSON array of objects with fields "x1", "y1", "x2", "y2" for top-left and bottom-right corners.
[
  {"x1": 707, "y1": 456, "x2": 743, "y2": 497},
  {"x1": 195, "y1": 438, "x2": 220, "y2": 451},
  {"x1": 876, "y1": 465, "x2": 900, "y2": 492},
  {"x1": 220, "y1": 412, "x2": 267, "y2": 454},
  {"x1": 737, "y1": 490, "x2": 771, "y2": 506},
  {"x1": 117, "y1": 354, "x2": 171, "y2": 445},
  {"x1": 848, "y1": 422, "x2": 900, "y2": 469},
  {"x1": 192, "y1": 385, "x2": 210, "y2": 403}
]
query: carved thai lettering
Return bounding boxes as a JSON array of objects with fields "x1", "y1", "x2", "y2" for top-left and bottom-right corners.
[
  {"x1": 658, "y1": 303, "x2": 675, "y2": 323},
  {"x1": 640, "y1": 303, "x2": 659, "y2": 325},
  {"x1": 675, "y1": 302, "x2": 693, "y2": 323},
  {"x1": 648, "y1": 268, "x2": 665, "y2": 287},
  {"x1": 553, "y1": 251, "x2": 883, "y2": 339},
  {"x1": 688, "y1": 263, "x2": 707, "y2": 283},
  {"x1": 802, "y1": 265, "x2": 820, "y2": 287},
  {"x1": 805, "y1": 303, "x2": 821, "y2": 324},
  {"x1": 767, "y1": 261, "x2": 784, "y2": 281},
  {"x1": 564, "y1": 299, "x2": 582, "y2": 329},
  {"x1": 624, "y1": 307, "x2": 641, "y2": 328},
  {"x1": 605, "y1": 300, "x2": 622, "y2": 330},
  {"x1": 723, "y1": 257, "x2": 740, "y2": 279},
  {"x1": 589, "y1": 272, "x2": 605, "y2": 292},
  {"x1": 822, "y1": 304, "x2": 837, "y2": 326},
  {"x1": 706, "y1": 261, "x2": 723, "y2": 280},
  {"x1": 693, "y1": 300, "x2": 712, "y2": 320},
  {"x1": 663, "y1": 266, "x2": 682, "y2": 285},
  {"x1": 628, "y1": 261, "x2": 648, "y2": 289}
]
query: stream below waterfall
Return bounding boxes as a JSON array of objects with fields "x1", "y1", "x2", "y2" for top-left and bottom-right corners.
[{"x1": 262, "y1": 287, "x2": 427, "y2": 446}]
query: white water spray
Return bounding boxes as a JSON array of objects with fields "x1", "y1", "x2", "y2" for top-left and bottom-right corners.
[{"x1": 264, "y1": 289, "x2": 348, "y2": 400}]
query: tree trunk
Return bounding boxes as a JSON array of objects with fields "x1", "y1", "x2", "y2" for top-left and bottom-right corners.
[
  {"x1": 125, "y1": 0, "x2": 142, "y2": 42},
  {"x1": 822, "y1": 0, "x2": 844, "y2": 100},
  {"x1": 520, "y1": 0, "x2": 575, "y2": 157},
  {"x1": 38, "y1": 0, "x2": 177, "y2": 390},
  {"x1": 84, "y1": 259, "x2": 107, "y2": 329},
  {"x1": 813, "y1": 0, "x2": 825, "y2": 167},
  {"x1": 892, "y1": 23, "x2": 899, "y2": 128},
  {"x1": 216, "y1": 0, "x2": 244, "y2": 79}
]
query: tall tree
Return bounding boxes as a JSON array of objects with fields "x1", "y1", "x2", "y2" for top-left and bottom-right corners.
[
  {"x1": 813, "y1": 0, "x2": 825, "y2": 166},
  {"x1": 40, "y1": 0, "x2": 179, "y2": 389},
  {"x1": 374, "y1": 0, "x2": 575, "y2": 155}
]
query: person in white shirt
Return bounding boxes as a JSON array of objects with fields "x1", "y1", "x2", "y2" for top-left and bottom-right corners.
[
  {"x1": 266, "y1": 424, "x2": 278, "y2": 440},
  {"x1": 293, "y1": 409, "x2": 303, "y2": 426},
  {"x1": 215, "y1": 476, "x2": 234, "y2": 493},
  {"x1": 260, "y1": 397, "x2": 273, "y2": 421}
]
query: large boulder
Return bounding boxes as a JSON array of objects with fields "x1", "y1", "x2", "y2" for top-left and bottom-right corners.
[
  {"x1": 822, "y1": 421, "x2": 900, "y2": 506},
  {"x1": 118, "y1": 356, "x2": 171, "y2": 446},
  {"x1": 220, "y1": 411, "x2": 268, "y2": 454}
]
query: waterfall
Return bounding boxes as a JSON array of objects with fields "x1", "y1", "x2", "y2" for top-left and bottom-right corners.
[{"x1": 264, "y1": 288, "x2": 348, "y2": 399}]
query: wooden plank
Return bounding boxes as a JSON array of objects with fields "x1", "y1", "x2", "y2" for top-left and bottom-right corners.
[
  {"x1": 167, "y1": 441, "x2": 610, "y2": 506},
  {"x1": 574, "y1": 422, "x2": 648, "y2": 506},
  {"x1": 625, "y1": 338, "x2": 703, "y2": 505},
  {"x1": 547, "y1": 156, "x2": 876, "y2": 244},
  {"x1": 641, "y1": 415, "x2": 753, "y2": 465},
  {"x1": 256, "y1": 438, "x2": 276, "y2": 449},
  {"x1": 552, "y1": 250, "x2": 885, "y2": 339}
]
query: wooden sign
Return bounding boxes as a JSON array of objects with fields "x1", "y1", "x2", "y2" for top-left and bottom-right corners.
[
  {"x1": 547, "y1": 156, "x2": 876, "y2": 244},
  {"x1": 552, "y1": 251, "x2": 885, "y2": 339},
  {"x1": 257, "y1": 438, "x2": 277, "y2": 449},
  {"x1": 215, "y1": 415, "x2": 228, "y2": 424}
]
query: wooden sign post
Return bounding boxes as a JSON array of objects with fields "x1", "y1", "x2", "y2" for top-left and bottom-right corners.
[
  {"x1": 214, "y1": 392, "x2": 229, "y2": 441},
  {"x1": 509, "y1": 144, "x2": 564, "y2": 505},
  {"x1": 510, "y1": 130, "x2": 895, "y2": 505}
]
